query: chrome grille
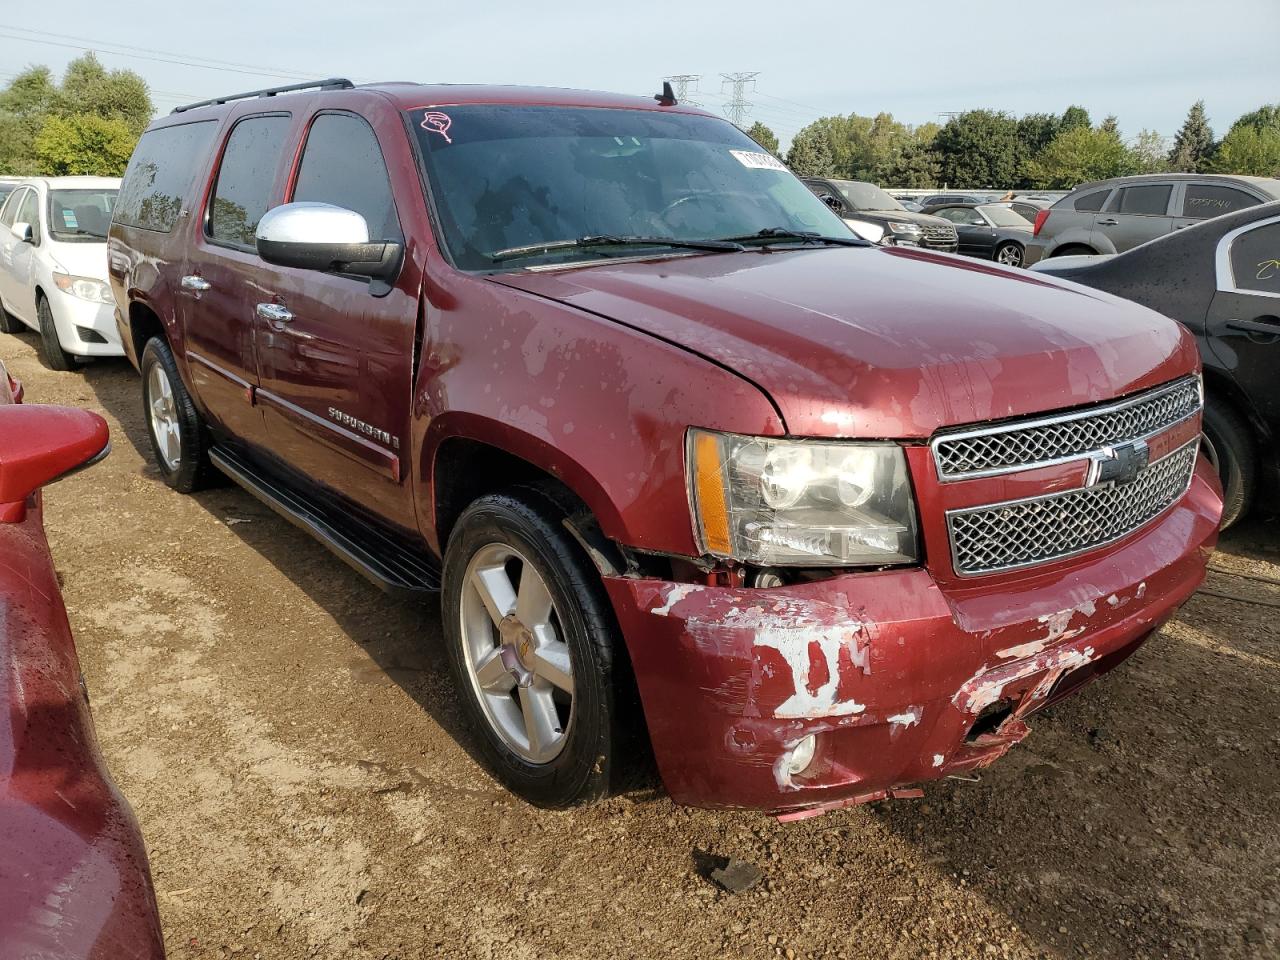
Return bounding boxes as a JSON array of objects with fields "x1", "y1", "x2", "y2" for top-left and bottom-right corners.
[
  {"x1": 947, "y1": 440, "x2": 1198, "y2": 576},
  {"x1": 922, "y1": 224, "x2": 957, "y2": 241},
  {"x1": 933, "y1": 376, "x2": 1201, "y2": 481}
]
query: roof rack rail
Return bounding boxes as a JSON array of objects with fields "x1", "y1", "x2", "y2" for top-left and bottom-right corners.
[{"x1": 171, "y1": 78, "x2": 354, "y2": 114}]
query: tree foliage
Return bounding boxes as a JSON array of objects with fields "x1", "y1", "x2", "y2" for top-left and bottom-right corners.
[
  {"x1": 786, "y1": 112, "x2": 936, "y2": 183},
  {"x1": 785, "y1": 127, "x2": 835, "y2": 177},
  {"x1": 1209, "y1": 124, "x2": 1280, "y2": 177},
  {"x1": 932, "y1": 110, "x2": 1020, "y2": 188},
  {"x1": 745, "y1": 121, "x2": 779, "y2": 155},
  {"x1": 1060, "y1": 105, "x2": 1092, "y2": 132},
  {"x1": 0, "y1": 53, "x2": 152, "y2": 176},
  {"x1": 1168, "y1": 100, "x2": 1214, "y2": 172},
  {"x1": 1024, "y1": 125, "x2": 1135, "y2": 188}
]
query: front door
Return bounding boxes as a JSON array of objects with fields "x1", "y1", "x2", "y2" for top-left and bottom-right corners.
[
  {"x1": 253, "y1": 110, "x2": 418, "y2": 530},
  {"x1": 1206, "y1": 216, "x2": 1280, "y2": 432},
  {"x1": 0, "y1": 187, "x2": 40, "y2": 323},
  {"x1": 180, "y1": 112, "x2": 294, "y2": 448}
]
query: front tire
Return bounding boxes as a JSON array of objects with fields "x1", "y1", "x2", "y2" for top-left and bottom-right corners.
[
  {"x1": 140, "y1": 337, "x2": 216, "y2": 492},
  {"x1": 441, "y1": 488, "x2": 622, "y2": 808},
  {"x1": 994, "y1": 241, "x2": 1024, "y2": 267},
  {"x1": 1201, "y1": 398, "x2": 1255, "y2": 529},
  {"x1": 37, "y1": 296, "x2": 76, "y2": 371}
]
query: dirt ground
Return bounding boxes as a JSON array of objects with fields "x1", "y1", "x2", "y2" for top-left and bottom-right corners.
[{"x1": 4, "y1": 328, "x2": 1278, "y2": 960}]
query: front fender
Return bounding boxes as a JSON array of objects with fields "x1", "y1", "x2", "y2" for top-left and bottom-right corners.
[{"x1": 411, "y1": 271, "x2": 785, "y2": 556}]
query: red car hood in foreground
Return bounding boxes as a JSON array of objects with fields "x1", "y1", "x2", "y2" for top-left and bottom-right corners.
[
  {"x1": 495, "y1": 245, "x2": 1199, "y2": 437},
  {"x1": 0, "y1": 386, "x2": 164, "y2": 958}
]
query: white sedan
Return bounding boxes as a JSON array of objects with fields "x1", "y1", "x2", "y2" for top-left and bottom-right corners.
[{"x1": 0, "y1": 176, "x2": 124, "y2": 369}]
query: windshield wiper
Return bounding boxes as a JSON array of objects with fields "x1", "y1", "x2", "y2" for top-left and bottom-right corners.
[
  {"x1": 490, "y1": 234, "x2": 746, "y2": 264},
  {"x1": 718, "y1": 228, "x2": 868, "y2": 248}
]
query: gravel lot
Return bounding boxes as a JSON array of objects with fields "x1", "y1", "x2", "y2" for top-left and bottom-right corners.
[{"x1": 5, "y1": 328, "x2": 1278, "y2": 960}]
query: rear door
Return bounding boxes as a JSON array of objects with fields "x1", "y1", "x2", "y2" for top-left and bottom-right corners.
[
  {"x1": 1206, "y1": 215, "x2": 1280, "y2": 432},
  {"x1": 1170, "y1": 181, "x2": 1265, "y2": 233},
  {"x1": 253, "y1": 110, "x2": 418, "y2": 529},
  {"x1": 1095, "y1": 181, "x2": 1174, "y2": 252},
  {"x1": 181, "y1": 112, "x2": 293, "y2": 448}
]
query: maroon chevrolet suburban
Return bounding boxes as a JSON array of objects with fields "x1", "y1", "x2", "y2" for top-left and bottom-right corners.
[{"x1": 107, "y1": 79, "x2": 1221, "y2": 816}]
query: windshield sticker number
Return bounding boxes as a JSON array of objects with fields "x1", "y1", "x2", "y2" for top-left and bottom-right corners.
[
  {"x1": 63, "y1": 210, "x2": 78, "y2": 228},
  {"x1": 421, "y1": 111, "x2": 454, "y2": 144},
  {"x1": 730, "y1": 149, "x2": 787, "y2": 172}
]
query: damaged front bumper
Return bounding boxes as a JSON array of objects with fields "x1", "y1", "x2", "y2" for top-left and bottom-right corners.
[{"x1": 603, "y1": 457, "x2": 1221, "y2": 814}]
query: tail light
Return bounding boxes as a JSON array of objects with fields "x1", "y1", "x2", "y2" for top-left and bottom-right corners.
[{"x1": 1032, "y1": 209, "x2": 1050, "y2": 236}]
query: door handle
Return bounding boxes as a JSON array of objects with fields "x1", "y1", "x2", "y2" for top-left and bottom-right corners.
[
  {"x1": 180, "y1": 274, "x2": 211, "y2": 292},
  {"x1": 1097, "y1": 218, "x2": 1119, "y2": 226},
  {"x1": 1225, "y1": 317, "x2": 1280, "y2": 339},
  {"x1": 255, "y1": 302, "x2": 294, "y2": 324}
]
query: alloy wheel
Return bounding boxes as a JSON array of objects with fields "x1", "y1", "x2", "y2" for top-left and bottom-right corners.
[
  {"x1": 459, "y1": 543, "x2": 575, "y2": 764},
  {"x1": 147, "y1": 363, "x2": 182, "y2": 471},
  {"x1": 997, "y1": 244, "x2": 1023, "y2": 267}
]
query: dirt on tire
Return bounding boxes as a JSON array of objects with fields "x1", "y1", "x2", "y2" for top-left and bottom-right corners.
[{"x1": 4, "y1": 328, "x2": 1277, "y2": 960}]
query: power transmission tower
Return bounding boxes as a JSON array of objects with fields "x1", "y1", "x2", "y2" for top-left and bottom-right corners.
[
  {"x1": 664, "y1": 74, "x2": 701, "y2": 106},
  {"x1": 720, "y1": 72, "x2": 759, "y2": 127}
]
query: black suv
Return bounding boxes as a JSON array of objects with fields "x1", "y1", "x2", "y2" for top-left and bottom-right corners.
[{"x1": 802, "y1": 178, "x2": 959, "y2": 253}]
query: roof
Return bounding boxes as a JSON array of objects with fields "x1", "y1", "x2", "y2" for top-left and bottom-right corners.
[
  {"x1": 9, "y1": 176, "x2": 122, "y2": 190},
  {"x1": 1072, "y1": 172, "x2": 1280, "y2": 195},
  {"x1": 159, "y1": 79, "x2": 716, "y2": 124}
]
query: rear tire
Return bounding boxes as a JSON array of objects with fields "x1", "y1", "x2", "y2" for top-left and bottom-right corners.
[
  {"x1": 140, "y1": 337, "x2": 216, "y2": 493},
  {"x1": 994, "y1": 241, "x2": 1024, "y2": 267},
  {"x1": 441, "y1": 487, "x2": 622, "y2": 808},
  {"x1": 1051, "y1": 244, "x2": 1097, "y2": 258},
  {"x1": 0, "y1": 299, "x2": 22, "y2": 334},
  {"x1": 1201, "y1": 398, "x2": 1255, "y2": 529},
  {"x1": 37, "y1": 296, "x2": 76, "y2": 371}
]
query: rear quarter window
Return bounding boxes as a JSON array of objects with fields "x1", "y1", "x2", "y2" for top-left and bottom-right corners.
[
  {"x1": 114, "y1": 120, "x2": 219, "y2": 233},
  {"x1": 1228, "y1": 222, "x2": 1280, "y2": 295},
  {"x1": 1072, "y1": 189, "x2": 1111, "y2": 212}
]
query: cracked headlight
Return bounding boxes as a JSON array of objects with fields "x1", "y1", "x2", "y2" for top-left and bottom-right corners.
[
  {"x1": 53, "y1": 272, "x2": 113, "y2": 304},
  {"x1": 687, "y1": 430, "x2": 919, "y2": 567}
]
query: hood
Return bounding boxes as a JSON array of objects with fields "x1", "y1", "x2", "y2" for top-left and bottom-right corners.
[
  {"x1": 47, "y1": 239, "x2": 110, "y2": 281},
  {"x1": 854, "y1": 209, "x2": 951, "y2": 227},
  {"x1": 492, "y1": 245, "x2": 1198, "y2": 438}
]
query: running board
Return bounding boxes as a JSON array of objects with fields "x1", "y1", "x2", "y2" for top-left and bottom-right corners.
[{"x1": 209, "y1": 445, "x2": 440, "y2": 597}]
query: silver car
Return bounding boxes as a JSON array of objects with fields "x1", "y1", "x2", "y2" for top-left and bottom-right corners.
[{"x1": 1023, "y1": 174, "x2": 1280, "y2": 266}]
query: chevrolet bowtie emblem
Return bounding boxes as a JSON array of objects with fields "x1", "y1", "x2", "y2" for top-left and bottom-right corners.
[{"x1": 1086, "y1": 439, "x2": 1150, "y2": 487}]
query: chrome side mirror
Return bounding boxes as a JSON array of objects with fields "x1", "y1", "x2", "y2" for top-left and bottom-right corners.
[{"x1": 255, "y1": 202, "x2": 400, "y2": 282}]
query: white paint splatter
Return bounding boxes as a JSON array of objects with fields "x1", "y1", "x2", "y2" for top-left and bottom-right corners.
[
  {"x1": 650, "y1": 583, "x2": 702, "y2": 618},
  {"x1": 932, "y1": 754, "x2": 945, "y2": 768},
  {"x1": 887, "y1": 707, "x2": 922, "y2": 729}
]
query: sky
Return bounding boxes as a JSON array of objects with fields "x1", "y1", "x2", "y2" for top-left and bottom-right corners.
[{"x1": 2, "y1": 0, "x2": 1277, "y2": 149}]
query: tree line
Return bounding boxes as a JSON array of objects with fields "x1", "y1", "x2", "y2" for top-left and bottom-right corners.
[
  {"x1": 0, "y1": 54, "x2": 153, "y2": 177},
  {"x1": 752, "y1": 101, "x2": 1280, "y2": 189}
]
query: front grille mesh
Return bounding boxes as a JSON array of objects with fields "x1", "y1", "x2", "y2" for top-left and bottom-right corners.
[
  {"x1": 922, "y1": 224, "x2": 958, "y2": 241},
  {"x1": 947, "y1": 442, "x2": 1198, "y2": 575},
  {"x1": 934, "y1": 377, "x2": 1201, "y2": 479}
]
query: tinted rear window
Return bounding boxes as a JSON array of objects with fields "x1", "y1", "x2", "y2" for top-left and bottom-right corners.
[
  {"x1": 1073, "y1": 189, "x2": 1111, "y2": 212},
  {"x1": 208, "y1": 114, "x2": 292, "y2": 248},
  {"x1": 1229, "y1": 222, "x2": 1280, "y2": 295},
  {"x1": 114, "y1": 120, "x2": 218, "y2": 233},
  {"x1": 1182, "y1": 184, "x2": 1260, "y2": 219},
  {"x1": 1112, "y1": 184, "x2": 1172, "y2": 216}
]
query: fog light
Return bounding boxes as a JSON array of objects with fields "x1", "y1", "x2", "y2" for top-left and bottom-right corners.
[{"x1": 785, "y1": 734, "x2": 817, "y2": 776}]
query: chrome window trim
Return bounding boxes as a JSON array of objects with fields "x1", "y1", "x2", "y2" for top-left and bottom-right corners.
[
  {"x1": 1214, "y1": 212, "x2": 1280, "y2": 302},
  {"x1": 945, "y1": 437, "x2": 1200, "y2": 578},
  {"x1": 930, "y1": 375, "x2": 1202, "y2": 482}
]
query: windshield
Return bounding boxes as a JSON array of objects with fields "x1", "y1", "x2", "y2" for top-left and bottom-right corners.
[
  {"x1": 409, "y1": 105, "x2": 851, "y2": 270},
  {"x1": 48, "y1": 188, "x2": 117, "y2": 241},
  {"x1": 977, "y1": 203, "x2": 1031, "y2": 227},
  {"x1": 830, "y1": 180, "x2": 904, "y2": 212}
]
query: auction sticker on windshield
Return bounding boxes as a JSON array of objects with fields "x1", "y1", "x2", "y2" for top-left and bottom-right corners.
[{"x1": 730, "y1": 150, "x2": 787, "y2": 171}]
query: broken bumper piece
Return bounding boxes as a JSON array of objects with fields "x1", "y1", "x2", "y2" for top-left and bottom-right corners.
[{"x1": 603, "y1": 458, "x2": 1220, "y2": 813}]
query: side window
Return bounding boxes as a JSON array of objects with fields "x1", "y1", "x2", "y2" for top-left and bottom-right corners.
[
  {"x1": 0, "y1": 187, "x2": 25, "y2": 228},
  {"x1": 208, "y1": 114, "x2": 292, "y2": 248},
  {"x1": 1228, "y1": 222, "x2": 1280, "y2": 295},
  {"x1": 936, "y1": 208, "x2": 967, "y2": 223},
  {"x1": 17, "y1": 189, "x2": 40, "y2": 239},
  {"x1": 114, "y1": 120, "x2": 219, "y2": 232},
  {"x1": 1073, "y1": 189, "x2": 1111, "y2": 212},
  {"x1": 1182, "y1": 184, "x2": 1261, "y2": 219},
  {"x1": 291, "y1": 113, "x2": 402, "y2": 242},
  {"x1": 1110, "y1": 184, "x2": 1172, "y2": 216}
]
